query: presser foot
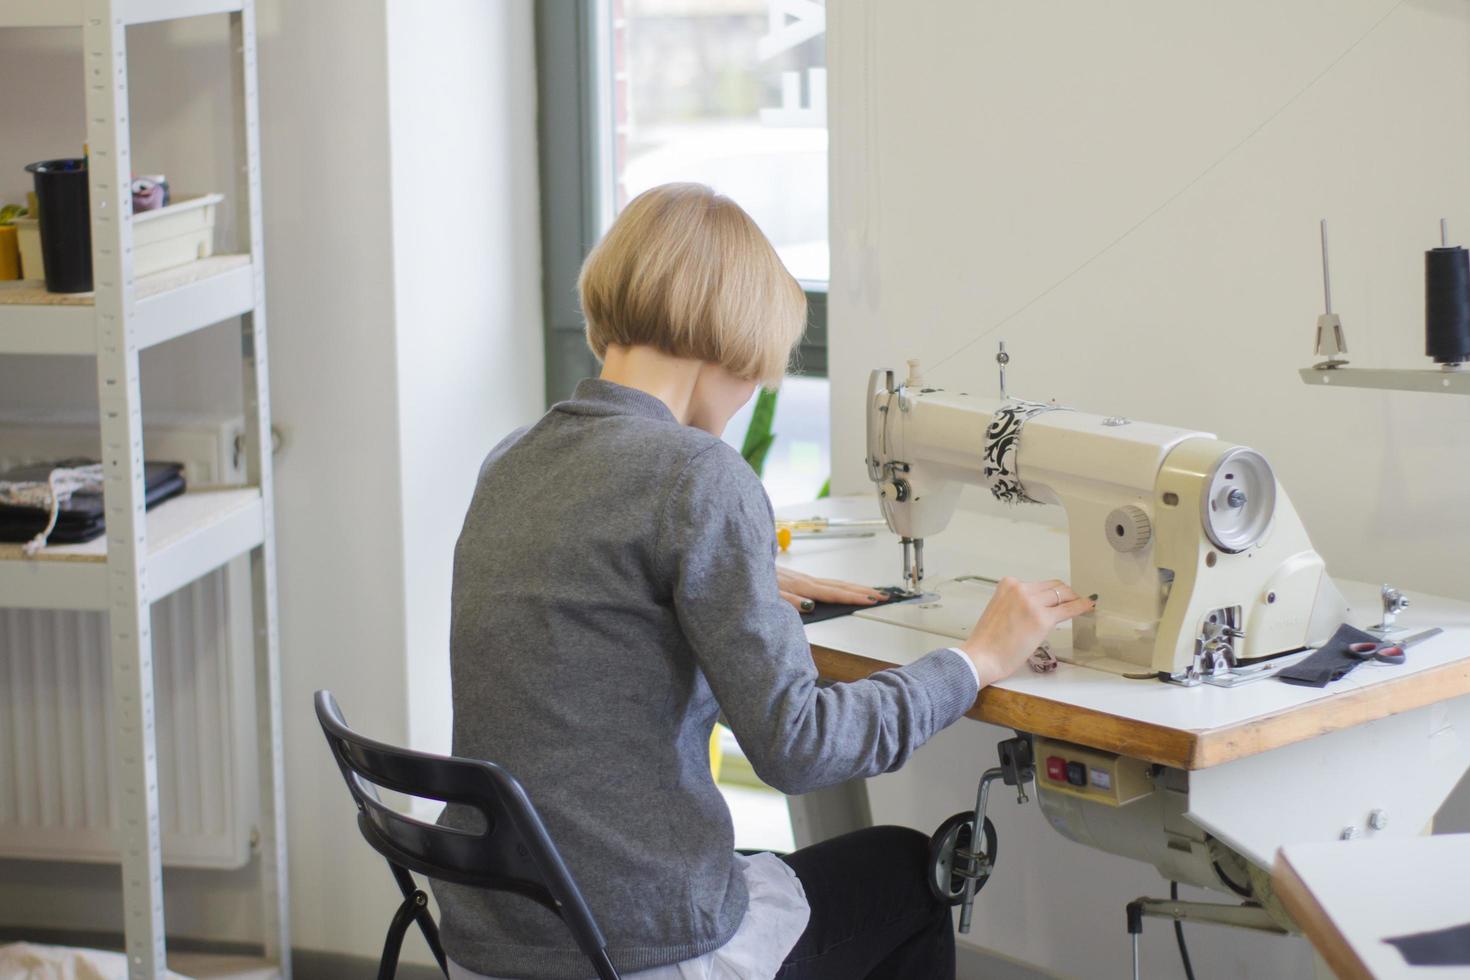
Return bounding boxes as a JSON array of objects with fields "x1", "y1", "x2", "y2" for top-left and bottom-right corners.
[
  {"x1": 887, "y1": 588, "x2": 939, "y2": 604},
  {"x1": 894, "y1": 571, "x2": 996, "y2": 608}
]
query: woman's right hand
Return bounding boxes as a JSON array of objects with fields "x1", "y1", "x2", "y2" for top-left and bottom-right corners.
[{"x1": 960, "y1": 578, "x2": 1094, "y2": 688}]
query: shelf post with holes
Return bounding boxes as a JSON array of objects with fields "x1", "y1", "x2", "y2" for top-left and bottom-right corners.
[
  {"x1": 81, "y1": 3, "x2": 166, "y2": 977},
  {"x1": 232, "y1": 0, "x2": 291, "y2": 970}
]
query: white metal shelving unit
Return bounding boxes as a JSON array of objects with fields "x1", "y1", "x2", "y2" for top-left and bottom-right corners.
[{"x1": 0, "y1": 3, "x2": 288, "y2": 978}]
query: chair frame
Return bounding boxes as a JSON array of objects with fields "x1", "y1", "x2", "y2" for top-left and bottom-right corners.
[{"x1": 315, "y1": 690, "x2": 620, "y2": 980}]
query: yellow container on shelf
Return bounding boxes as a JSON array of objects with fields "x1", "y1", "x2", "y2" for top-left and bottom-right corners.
[
  {"x1": 0, "y1": 226, "x2": 19, "y2": 280},
  {"x1": 13, "y1": 216, "x2": 43, "y2": 280}
]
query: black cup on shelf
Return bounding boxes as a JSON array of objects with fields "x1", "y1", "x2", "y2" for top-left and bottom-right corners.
[{"x1": 25, "y1": 158, "x2": 92, "y2": 293}]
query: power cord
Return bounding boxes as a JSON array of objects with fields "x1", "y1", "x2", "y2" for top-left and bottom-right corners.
[
  {"x1": 1212, "y1": 859, "x2": 1253, "y2": 899},
  {"x1": 1170, "y1": 881, "x2": 1197, "y2": 980}
]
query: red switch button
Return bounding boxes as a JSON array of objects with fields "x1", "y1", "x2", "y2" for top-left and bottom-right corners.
[{"x1": 1046, "y1": 756, "x2": 1067, "y2": 782}]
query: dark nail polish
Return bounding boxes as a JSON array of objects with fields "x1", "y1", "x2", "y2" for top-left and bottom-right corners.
[
  {"x1": 800, "y1": 599, "x2": 815, "y2": 612},
  {"x1": 1089, "y1": 593, "x2": 1099, "y2": 602}
]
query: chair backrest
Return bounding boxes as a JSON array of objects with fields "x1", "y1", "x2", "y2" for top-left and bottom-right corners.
[{"x1": 314, "y1": 690, "x2": 612, "y2": 961}]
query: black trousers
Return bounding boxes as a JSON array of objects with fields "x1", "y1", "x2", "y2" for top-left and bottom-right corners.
[{"x1": 774, "y1": 826, "x2": 955, "y2": 980}]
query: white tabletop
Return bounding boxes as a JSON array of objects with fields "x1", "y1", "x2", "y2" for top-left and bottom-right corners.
[
  {"x1": 782, "y1": 496, "x2": 1470, "y2": 767},
  {"x1": 1274, "y1": 834, "x2": 1470, "y2": 979}
]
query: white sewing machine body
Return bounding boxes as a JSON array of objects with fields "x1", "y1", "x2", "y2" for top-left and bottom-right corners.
[{"x1": 865, "y1": 363, "x2": 1349, "y2": 683}]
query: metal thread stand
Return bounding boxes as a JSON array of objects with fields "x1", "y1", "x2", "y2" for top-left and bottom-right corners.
[
  {"x1": 1303, "y1": 217, "x2": 1470, "y2": 395},
  {"x1": 2, "y1": 2, "x2": 291, "y2": 976}
]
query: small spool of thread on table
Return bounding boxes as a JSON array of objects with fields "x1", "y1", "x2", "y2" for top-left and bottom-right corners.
[{"x1": 1426, "y1": 222, "x2": 1470, "y2": 365}]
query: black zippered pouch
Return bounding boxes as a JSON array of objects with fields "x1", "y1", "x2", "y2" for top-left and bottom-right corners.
[{"x1": 0, "y1": 459, "x2": 187, "y2": 545}]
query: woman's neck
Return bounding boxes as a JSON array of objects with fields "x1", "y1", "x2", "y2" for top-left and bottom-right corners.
[{"x1": 599, "y1": 345, "x2": 700, "y2": 425}]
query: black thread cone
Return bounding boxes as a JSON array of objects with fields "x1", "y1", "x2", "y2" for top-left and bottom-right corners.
[{"x1": 1426, "y1": 245, "x2": 1470, "y2": 364}]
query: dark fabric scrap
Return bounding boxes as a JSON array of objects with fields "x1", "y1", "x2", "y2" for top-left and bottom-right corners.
[
  {"x1": 800, "y1": 586, "x2": 909, "y2": 626},
  {"x1": 1385, "y1": 921, "x2": 1470, "y2": 966},
  {"x1": 1277, "y1": 623, "x2": 1381, "y2": 688}
]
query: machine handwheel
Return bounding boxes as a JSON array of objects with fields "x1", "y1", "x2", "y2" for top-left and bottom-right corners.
[{"x1": 927, "y1": 811, "x2": 998, "y2": 905}]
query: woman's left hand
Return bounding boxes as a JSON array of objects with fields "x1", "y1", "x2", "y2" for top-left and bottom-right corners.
[{"x1": 775, "y1": 567, "x2": 882, "y2": 613}]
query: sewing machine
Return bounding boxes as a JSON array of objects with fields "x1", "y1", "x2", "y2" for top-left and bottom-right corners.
[
  {"x1": 865, "y1": 358, "x2": 1349, "y2": 686},
  {"x1": 820, "y1": 357, "x2": 1470, "y2": 971}
]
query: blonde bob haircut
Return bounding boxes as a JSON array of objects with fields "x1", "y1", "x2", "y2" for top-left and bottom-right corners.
[{"x1": 579, "y1": 183, "x2": 807, "y2": 387}]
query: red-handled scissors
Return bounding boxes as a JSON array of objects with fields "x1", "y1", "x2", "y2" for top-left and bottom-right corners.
[{"x1": 1347, "y1": 627, "x2": 1443, "y2": 665}]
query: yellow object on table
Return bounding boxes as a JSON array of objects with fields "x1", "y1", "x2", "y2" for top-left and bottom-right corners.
[
  {"x1": 709, "y1": 726, "x2": 724, "y2": 782},
  {"x1": 775, "y1": 516, "x2": 885, "y2": 551},
  {"x1": 0, "y1": 226, "x2": 20, "y2": 280}
]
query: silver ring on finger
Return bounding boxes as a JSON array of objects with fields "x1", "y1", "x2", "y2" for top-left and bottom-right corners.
[{"x1": 1051, "y1": 587, "x2": 1063, "y2": 607}]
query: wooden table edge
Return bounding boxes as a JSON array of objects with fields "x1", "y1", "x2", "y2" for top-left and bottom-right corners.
[
  {"x1": 812, "y1": 645, "x2": 1470, "y2": 771},
  {"x1": 812, "y1": 644, "x2": 1201, "y2": 769},
  {"x1": 1271, "y1": 850, "x2": 1375, "y2": 980},
  {"x1": 1194, "y1": 658, "x2": 1470, "y2": 767}
]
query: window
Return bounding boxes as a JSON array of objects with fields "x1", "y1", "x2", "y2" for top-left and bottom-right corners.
[
  {"x1": 720, "y1": 376, "x2": 830, "y2": 507},
  {"x1": 534, "y1": 4, "x2": 828, "y2": 828},
  {"x1": 536, "y1": 1, "x2": 831, "y2": 506},
  {"x1": 602, "y1": 0, "x2": 829, "y2": 283}
]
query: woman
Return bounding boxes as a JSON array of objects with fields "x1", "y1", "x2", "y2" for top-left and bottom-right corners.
[{"x1": 434, "y1": 183, "x2": 1092, "y2": 980}]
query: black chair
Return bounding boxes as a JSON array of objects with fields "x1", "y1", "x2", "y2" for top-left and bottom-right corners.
[{"x1": 315, "y1": 690, "x2": 621, "y2": 980}]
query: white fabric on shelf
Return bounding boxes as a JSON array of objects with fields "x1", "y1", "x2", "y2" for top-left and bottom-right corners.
[{"x1": 0, "y1": 942, "x2": 191, "y2": 980}]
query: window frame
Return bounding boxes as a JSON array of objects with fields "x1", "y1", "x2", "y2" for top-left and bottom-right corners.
[{"x1": 534, "y1": 0, "x2": 828, "y2": 406}]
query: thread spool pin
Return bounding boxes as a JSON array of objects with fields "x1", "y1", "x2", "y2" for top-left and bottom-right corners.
[
  {"x1": 1321, "y1": 219, "x2": 1333, "y2": 315},
  {"x1": 1314, "y1": 219, "x2": 1348, "y2": 366}
]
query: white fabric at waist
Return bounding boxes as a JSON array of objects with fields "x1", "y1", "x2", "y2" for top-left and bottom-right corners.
[{"x1": 448, "y1": 851, "x2": 810, "y2": 980}]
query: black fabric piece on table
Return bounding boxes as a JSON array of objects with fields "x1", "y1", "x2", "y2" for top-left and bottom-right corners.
[
  {"x1": 1385, "y1": 921, "x2": 1470, "y2": 966},
  {"x1": 800, "y1": 586, "x2": 909, "y2": 626},
  {"x1": 1277, "y1": 623, "x2": 1380, "y2": 688},
  {"x1": 0, "y1": 461, "x2": 187, "y2": 545}
]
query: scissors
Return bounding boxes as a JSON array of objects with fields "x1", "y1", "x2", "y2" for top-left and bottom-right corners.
[{"x1": 1347, "y1": 627, "x2": 1443, "y2": 665}]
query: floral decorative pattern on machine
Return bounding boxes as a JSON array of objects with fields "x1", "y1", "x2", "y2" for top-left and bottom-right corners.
[{"x1": 983, "y1": 398, "x2": 1061, "y2": 504}]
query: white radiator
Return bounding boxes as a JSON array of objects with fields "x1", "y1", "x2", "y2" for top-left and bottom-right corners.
[{"x1": 0, "y1": 415, "x2": 258, "y2": 869}]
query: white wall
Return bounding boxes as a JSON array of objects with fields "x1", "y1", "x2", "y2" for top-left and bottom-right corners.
[
  {"x1": 384, "y1": 0, "x2": 545, "y2": 759},
  {"x1": 255, "y1": 0, "x2": 412, "y2": 961},
  {"x1": 828, "y1": 2, "x2": 1470, "y2": 976},
  {"x1": 0, "y1": 1, "x2": 544, "y2": 966}
]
